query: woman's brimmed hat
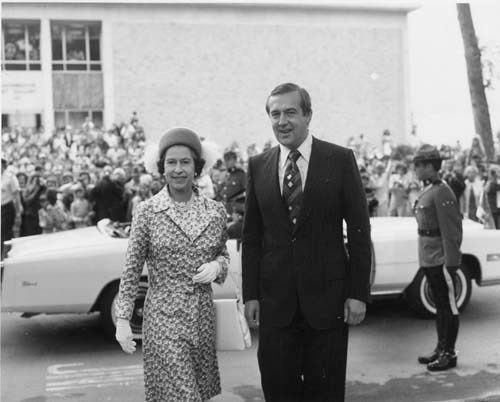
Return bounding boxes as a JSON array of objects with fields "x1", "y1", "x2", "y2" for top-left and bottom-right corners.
[
  {"x1": 158, "y1": 127, "x2": 202, "y2": 158},
  {"x1": 413, "y1": 144, "x2": 448, "y2": 163}
]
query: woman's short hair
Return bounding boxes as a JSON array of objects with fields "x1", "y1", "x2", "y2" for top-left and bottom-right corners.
[
  {"x1": 157, "y1": 147, "x2": 205, "y2": 177},
  {"x1": 156, "y1": 128, "x2": 205, "y2": 177},
  {"x1": 464, "y1": 165, "x2": 479, "y2": 177}
]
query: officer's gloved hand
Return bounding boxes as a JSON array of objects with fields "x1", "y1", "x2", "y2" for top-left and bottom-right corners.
[
  {"x1": 193, "y1": 261, "x2": 221, "y2": 283},
  {"x1": 115, "y1": 318, "x2": 136, "y2": 354}
]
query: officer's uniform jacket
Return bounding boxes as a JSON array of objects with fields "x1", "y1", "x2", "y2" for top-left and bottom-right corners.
[
  {"x1": 221, "y1": 167, "x2": 246, "y2": 213},
  {"x1": 414, "y1": 179, "x2": 463, "y2": 267}
]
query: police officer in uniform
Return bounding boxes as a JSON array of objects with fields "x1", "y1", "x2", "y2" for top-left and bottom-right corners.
[
  {"x1": 413, "y1": 144, "x2": 463, "y2": 371},
  {"x1": 220, "y1": 150, "x2": 246, "y2": 216}
]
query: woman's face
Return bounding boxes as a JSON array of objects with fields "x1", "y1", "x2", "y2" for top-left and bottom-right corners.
[{"x1": 163, "y1": 145, "x2": 195, "y2": 193}]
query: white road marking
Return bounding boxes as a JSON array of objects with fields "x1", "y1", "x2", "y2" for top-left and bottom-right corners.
[{"x1": 46, "y1": 363, "x2": 143, "y2": 392}]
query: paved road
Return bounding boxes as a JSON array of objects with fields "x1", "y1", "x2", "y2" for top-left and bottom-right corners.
[{"x1": 2, "y1": 285, "x2": 499, "y2": 402}]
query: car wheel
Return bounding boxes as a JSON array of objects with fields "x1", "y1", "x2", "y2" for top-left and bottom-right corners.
[
  {"x1": 100, "y1": 280, "x2": 148, "y2": 340},
  {"x1": 405, "y1": 264, "x2": 472, "y2": 318}
]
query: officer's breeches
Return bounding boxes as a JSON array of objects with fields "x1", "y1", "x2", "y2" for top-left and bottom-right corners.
[{"x1": 423, "y1": 265, "x2": 460, "y2": 352}]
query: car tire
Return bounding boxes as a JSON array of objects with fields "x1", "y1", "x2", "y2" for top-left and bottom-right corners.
[
  {"x1": 100, "y1": 280, "x2": 148, "y2": 340},
  {"x1": 405, "y1": 264, "x2": 472, "y2": 318}
]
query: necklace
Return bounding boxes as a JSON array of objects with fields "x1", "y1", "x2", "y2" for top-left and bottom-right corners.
[{"x1": 172, "y1": 196, "x2": 193, "y2": 212}]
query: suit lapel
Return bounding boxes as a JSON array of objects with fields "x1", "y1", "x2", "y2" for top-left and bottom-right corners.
[
  {"x1": 259, "y1": 146, "x2": 290, "y2": 232},
  {"x1": 294, "y1": 137, "x2": 330, "y2": 233}
]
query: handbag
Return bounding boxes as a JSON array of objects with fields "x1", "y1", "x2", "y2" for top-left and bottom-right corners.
[{"x1": 214, "y1": 298, "x2": 251, "y2": 351}]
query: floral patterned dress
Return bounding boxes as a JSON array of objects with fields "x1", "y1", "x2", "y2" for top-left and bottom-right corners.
[{"x1": 115, "y1": 187, "x2": 229, "y2": 402}]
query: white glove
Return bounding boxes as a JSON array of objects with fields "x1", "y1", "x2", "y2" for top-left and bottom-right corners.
[
  {"x1": 115, "y1": 318, "x2": 136, "y2": 354},
  {"x1": 192, "y1": 261, "x2": 221, "y2": 284}
]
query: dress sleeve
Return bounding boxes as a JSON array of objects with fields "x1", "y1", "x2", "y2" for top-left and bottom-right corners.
[
  {"x1": 115, "y1": 201, "x2": 150, "y2": 320},
  {"x1": 214, "y1": 202, "x2": 229, "y2": 285}
]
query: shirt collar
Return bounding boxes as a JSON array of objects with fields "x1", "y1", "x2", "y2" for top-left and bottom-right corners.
[{"x1": 279, "y1": 133, "x2": 312, "y2": 168}]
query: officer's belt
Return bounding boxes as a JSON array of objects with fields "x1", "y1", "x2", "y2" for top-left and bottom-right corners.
[{"x1": 418, "y1": 228, "x2": 441, "y2": 237}]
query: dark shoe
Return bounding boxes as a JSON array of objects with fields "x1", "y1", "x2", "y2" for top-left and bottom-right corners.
[
  {"x1": 427, "y1": 351, "x2": 457, "y2": 371},
  {"x1": 418, "y1": 349, "x2": 440, "y2": 364}
]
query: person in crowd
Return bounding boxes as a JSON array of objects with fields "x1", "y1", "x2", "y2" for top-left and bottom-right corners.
[
  {"x1": 467, "y1": 135, "x2": 486, "y2": 166},
  {"x1": 227, "y1": 202, "x2": 245, "y2": 240},
  {"x1": 20, "y1": 172, "x2": 46, "y2": 236},
  {"x1": 126, "y1": 173, "x2": 153, "y2": 221},
  {"x1": 460, "y1": 165, "x2": 483, "y2": 222},
  {"x1": 242, "y1": 83, "x2": 371, "y2": 402},
  {"x1": 115, "y1": 127, "x2": 229, "y2": 402},
  {"x1": 15, "y1": 172, "x2": 28, "y2": 191},
  {"x1": 89, "y1": 167, "x2": 129, "y2": 223},
  {"x1": 408, "y1": 179, "x2": 421, "y2": 214},
  {"x1": 70, "y1": 182, "x2": 93, "y2": 229},
  {"x1": 220, "y1": 149, "x2": 246, "y2": 216},
  {"x1": 124, "y1": 164, "x2": 142, "y2": 196},
  {"x1": 150, "y1": 175, "x2": 165, "y2": 196},
  {"x1": 210, "y1": 159, "x2": 226, "y2": 201},
  {"x1": 388, "y1": 161, "x2": 411, "y2": 216},
  {"x1": 361, "y1": 169, "x2": 379, "y2": 217},
  {"x1": 196, "y1": 166, "x2": 215, "y2": 199},
  {"x1": 382, "y1": 129, "x2": 393, "y2": 157},
  {"x1": 442, "y1": 160, "x2": 466, "y2": 202},
  {"x1": 413, "y1": 144, "x2": 462, "y2": 371},
  {"x1": 38, "y1": 189, "x2": 68, "y2": 233},
  {"x1": 482, "y1": 165, "x2": 500, "y2": 229},
  {"x1": 372, "y1": 159, "x2": 392, "y2": 216},
  {"x1": 1, "y1": 156, "x2": 23, "y2": 258}
]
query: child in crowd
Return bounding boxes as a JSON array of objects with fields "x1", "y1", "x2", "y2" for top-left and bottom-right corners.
[
  {"x1": 38, "y1": 189, "x2": 68, "y2": 233},
  {"x1": 70, "y1": 182, "x2": 93, "y2": 228}
]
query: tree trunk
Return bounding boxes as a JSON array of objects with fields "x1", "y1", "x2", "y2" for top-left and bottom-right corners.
[{"x1": 456, "y1": 3, "x2": 494, "y2": 161}]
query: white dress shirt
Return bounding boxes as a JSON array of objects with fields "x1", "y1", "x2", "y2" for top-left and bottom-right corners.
[{"x1": 278, "y1": 134, "x2": 313, "y2": 195}]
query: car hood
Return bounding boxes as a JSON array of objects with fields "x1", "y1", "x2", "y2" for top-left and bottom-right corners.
[{"x1": 5, "y1": 227, "x2": 121, "y2": 260}]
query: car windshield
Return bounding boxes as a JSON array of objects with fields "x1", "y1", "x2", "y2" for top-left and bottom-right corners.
[{"x1": 96, "y1": 219, "x2": 131, "y2": 238}]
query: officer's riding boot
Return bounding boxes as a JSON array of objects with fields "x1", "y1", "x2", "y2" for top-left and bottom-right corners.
[
  {"x1": 427, "y1": 350, "x2": 457, "y2": 371},
  {"x1": 417, "y1": 348, "x2": 441, "y2": 364}
]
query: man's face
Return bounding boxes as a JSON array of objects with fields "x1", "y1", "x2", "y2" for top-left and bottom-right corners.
[
  {"x1": 414, "y1": 161, "x2": 434, "y2": 181},
  {"x1": 224, "y1": 156, "x2": 236, "y2": 170},
  {"x1": 267, "y1": 91, "x2": 311, "y2": 150}
]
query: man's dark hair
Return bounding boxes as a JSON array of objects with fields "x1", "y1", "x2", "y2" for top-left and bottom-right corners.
[{"x1": 265, "y1": 82, "x2": 312, "y2": 117}]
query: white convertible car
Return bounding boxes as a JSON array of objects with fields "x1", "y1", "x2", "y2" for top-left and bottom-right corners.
[{"x1": 2, "y1": 217, "x2": 500, "y2": 340}]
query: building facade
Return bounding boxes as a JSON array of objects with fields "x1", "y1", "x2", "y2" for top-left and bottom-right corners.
[{"x1": 2, "y1": 2, "x2": 416, "y2": 149}]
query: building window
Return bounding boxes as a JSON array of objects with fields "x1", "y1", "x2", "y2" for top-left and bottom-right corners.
[
  {"x1": 51, "y1": 21, "x2": 101, "y2": 71},
  {"x1": 1, "y1": 20, "x2": 41, "y2": 70},
  {"x1": 54, "y1": 110, "x2": 103, "y2": 130}
]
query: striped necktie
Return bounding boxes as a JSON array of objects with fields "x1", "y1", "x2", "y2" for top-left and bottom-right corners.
[{"x1": 283, "y1": 149, "x2": 303, "y2": 226}]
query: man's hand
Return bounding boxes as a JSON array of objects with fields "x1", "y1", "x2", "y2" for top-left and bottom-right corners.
[
  {"x1": 244, "y1": 300, "x2": 260, "y2": 329},
  {"x1": 344, "y1": 298, "x2": 366, "y2": 326}
]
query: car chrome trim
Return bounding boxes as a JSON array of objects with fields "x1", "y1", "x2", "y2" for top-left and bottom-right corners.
[
  {"x1": 479, "y1": 278, "x2": 500, "y2": 286},
  {"x1": 486, "y1": 253, "x2": 500, "y2": 262}
]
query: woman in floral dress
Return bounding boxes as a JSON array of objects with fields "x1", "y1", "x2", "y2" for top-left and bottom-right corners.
[{"x1": 115, "y1": 128, "x2": 229, "y2": 402}]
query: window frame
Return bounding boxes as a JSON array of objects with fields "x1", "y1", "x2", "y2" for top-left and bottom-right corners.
[
  {"x1": 1, "y1": 19, "x2": 41, "y2": 71},
  {"x1": 51, "y1": 21, "x2": 101, "y2": 71},
  {"x1": 54, "y1": 109, "x2": 103, "y2": 130}
]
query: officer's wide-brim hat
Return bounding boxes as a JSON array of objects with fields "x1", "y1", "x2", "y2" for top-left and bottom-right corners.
[
  {"x1": 158, "y1": 127, "x2": 202, "y2": 158},
  {"x1": 413, "y1": 144, "x2": 449, "y2": 163},
  {"x1": 223, "y1": 149, "x2": 238, "y2": 160}
]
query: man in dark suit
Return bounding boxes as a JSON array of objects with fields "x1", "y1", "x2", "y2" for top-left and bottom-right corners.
[{"x1": 242, "y1": 83, "x2": 372, "y2": 402}]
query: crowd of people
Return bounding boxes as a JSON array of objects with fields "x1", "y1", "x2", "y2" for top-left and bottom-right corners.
[{"x1": 2, "y1": 116, "x2": 500, "y2": 258}]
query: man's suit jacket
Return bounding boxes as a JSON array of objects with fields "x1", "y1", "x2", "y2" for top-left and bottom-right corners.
[{"x1": 242, "y1": 137, "x2": 372, "y2": 330}]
